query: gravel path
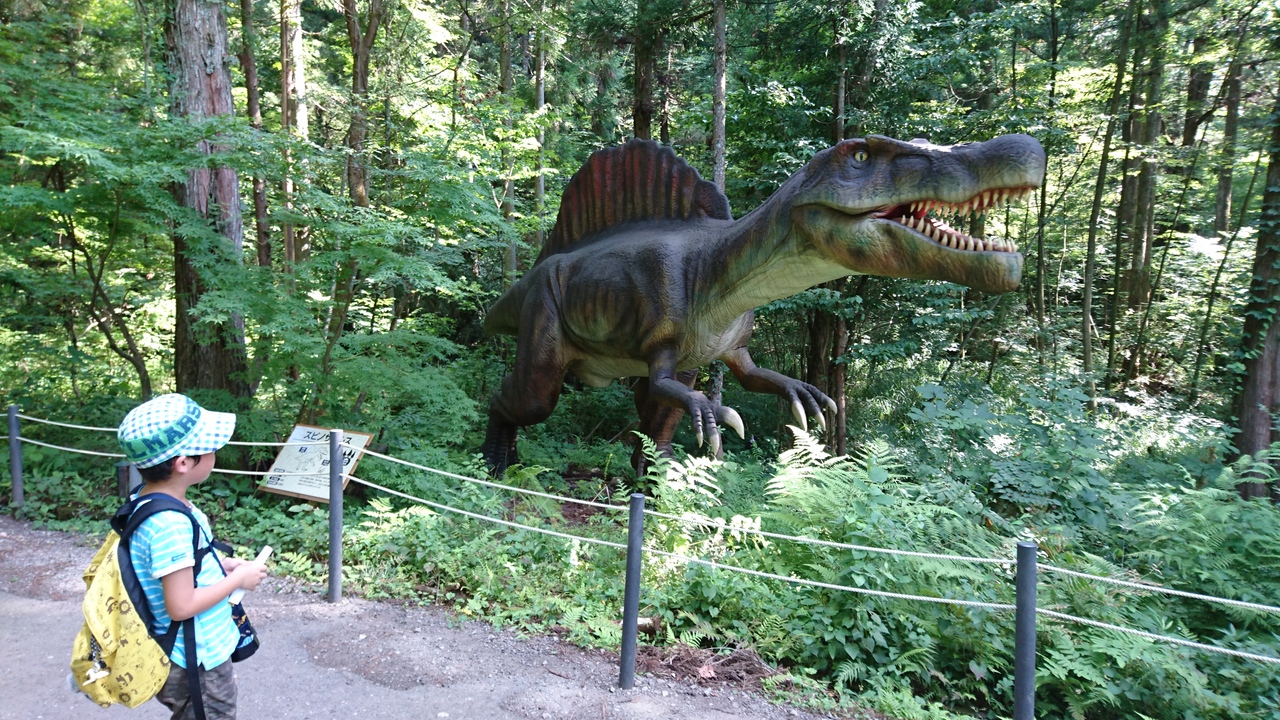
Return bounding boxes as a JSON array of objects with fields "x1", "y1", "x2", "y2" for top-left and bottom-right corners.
[{"x1": 0, "y1": 516, "x2": 825, "y2": 720}]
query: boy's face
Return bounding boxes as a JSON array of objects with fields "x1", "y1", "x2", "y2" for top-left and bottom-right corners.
[{"x1": 173, "y1": 452, "x2": 216, "y2": 485}]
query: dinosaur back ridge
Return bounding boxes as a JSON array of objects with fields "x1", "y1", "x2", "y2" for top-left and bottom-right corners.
[{"x1": 535, "y1": 138, "x2": 731, "y2": 265}]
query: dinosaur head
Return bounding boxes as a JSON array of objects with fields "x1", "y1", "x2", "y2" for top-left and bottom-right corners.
[{"x1": 789, "y1": 134, "x2": 1046, "y2": 293}]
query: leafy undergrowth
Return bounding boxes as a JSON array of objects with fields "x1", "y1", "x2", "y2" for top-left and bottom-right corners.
[{"x1": 9, "y1": 382, "x2": 1280, "y2": 720}]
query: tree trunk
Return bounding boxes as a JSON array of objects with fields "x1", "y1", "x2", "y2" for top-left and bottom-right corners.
[
  {"x1": 166, "y1": 0, "x2": 250, "y2": 398},
  {"x1": 280, "y1": 0, "x2": 296, "y2": 266},
  {"x1": 343, "y1": 0, "x2": 384, "y2": 209},
  {"x1": 1215, "y1": 61, "x2": 1242, "y2": 236},
  {"x1": 832, "y1": 15, "x2": 845, "y2": 144},
  {"x1": 659, "y1": 43, "x2": 672, "y2": 144},
  {"x1": 498, "y1": 0, "x2": 515, "y2": 281},
  {"x1": 1033, "y1": 0, "x2": 1057, "y2": 359},
  {"x1": 592, "y1": 50, "x2": 615, "y2": 142},
  {"x1": 1127, "y1": 24, "x2": 1165, "y2": 316},
  {"x1": 1115, "y1": 44, "x2": 1143, "y2": 296},
  {"x1": 1181, "y1": 36, "x2": 1211, "y2": 147},
  {"x1": 1082, "y1": 0, "x2": 1136, "y2": 409},
  {"x1": 633, "y1": 21, "x2": 656, "y2": 140},
  {"x1": 238, "y1": 0, "x2": 270, "y2": 267},
  {"x1": 1232, "y1": 93, "x2": 1280, "y2": 501},
  {"x1": 534, "y1": 21, "x2": 545, "y2": 249},
  {"x1": 711, "y1": 0, "x2": 726, "y2": 191}
]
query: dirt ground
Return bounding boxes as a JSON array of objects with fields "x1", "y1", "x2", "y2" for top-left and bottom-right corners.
[{"x1": 0, "y1": 515, "x2": 833, "y2": 720}]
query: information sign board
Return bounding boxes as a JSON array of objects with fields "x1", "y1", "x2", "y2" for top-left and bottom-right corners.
[{"x1": 258, "y1": 425, "x2": 373, "y2": 503}]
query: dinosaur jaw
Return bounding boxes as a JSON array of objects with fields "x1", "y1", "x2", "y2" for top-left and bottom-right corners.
[{"x1": 872, "y1": 185, "x2": 1037, "y2": 254}]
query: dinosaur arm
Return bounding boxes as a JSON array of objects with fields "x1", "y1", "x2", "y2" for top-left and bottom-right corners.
[
  {"x1": 721, "y1": 346, "x2": 837, "y2": 432},
  {"x1": 645, "y1": 345, "x2": 744, "y2": 455}
]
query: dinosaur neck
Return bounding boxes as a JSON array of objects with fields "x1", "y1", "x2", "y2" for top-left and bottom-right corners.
[{"x1": 703, "y1": 175, "x2": 850, "y2": 327}]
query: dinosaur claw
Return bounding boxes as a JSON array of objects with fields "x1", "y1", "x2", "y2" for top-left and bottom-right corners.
[
  {"x1": 816, "y1": 411, "x2": 827, "y2": 432},
  {"x1": 825, "y1": 397, "x2": 838, "y2": 415},
  {"x1": 695, "y1": 426, "x2": 704, "y2": 448},
  {"x1": 791, "y1": 399, "x2": 808, "y2": 432},
  {"x1": 719, "y1": 407, "x2": 746, "y2": 440},
  {"x1": 709, "y1": 431, "x2": 721, "y2": 457}
]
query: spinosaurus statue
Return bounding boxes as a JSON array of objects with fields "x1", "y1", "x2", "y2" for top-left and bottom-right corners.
[{"x1": 481, "y1": 134, "x2": 1046, "y2": 473}]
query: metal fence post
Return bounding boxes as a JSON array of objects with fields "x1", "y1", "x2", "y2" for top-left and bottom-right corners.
[
  {"x1": 1014, "y1": 541, "x2": 1038, "y2": 720},
  {"x1": 328, "y1": 429, "x2": 344, "y2": 603},
  {"x1": 619, "y1": 492, "x2": 645, "y2": 689},
  {"x1": 117, "y1": 461, "x2": 130, "y2": 498},
  {"x1": 7, "y1": 405, "x2": 22, "y2": 509},
  {"x1": 117, "y1": 462, "x2": 142, "y2": 498}
]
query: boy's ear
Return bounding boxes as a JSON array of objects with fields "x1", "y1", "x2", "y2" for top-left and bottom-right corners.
[{"x1": 171, "y1": 455, "x2": 198, "y2": 475}]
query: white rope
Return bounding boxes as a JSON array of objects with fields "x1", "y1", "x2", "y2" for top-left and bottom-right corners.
[
  {"x1": 17, "y1": 437, "x2": 125, "y2": 458},
  {"x1": 14, "y1": 412, "x2": 330, "y2": 447},
  {"x1": 353, "y1": 445, "x2": 1009, "y2": 565},
  {"x1": 1038, "y1": 564, "x2": 1280, "y2": 615},
  {"x1": 352, "y1": 446, "x2": 631, "y2": 512},
  {"x1": 643, "y1": 547, "x2": 1016, "y2": 611},
  {"x1": 15, "y1": 414, "x2": 117, "y2": 433},
  {"x1": 346, "y1": 475, "x2": 628, "y2": 550},
  {"x1": 224, "y1": 440, "x2": 333, "y2": 447},
  {"x1": 646, "y1": 509, "x2": 1008, "y2": 565},
  {"x1": 1037, "y1": 609, "x2": 1280, "y2": 664}
]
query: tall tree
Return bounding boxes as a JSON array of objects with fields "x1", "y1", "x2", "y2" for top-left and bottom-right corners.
[
  {"x1": 238, "y1": 0, "x2": 270, "y2": 267},
  {"x1": 711, "y1": 0, "x2": 726, "y2": 191},
  {"x1": 343, "y1": 0, "x2": 385, "y2": 208},
  {"x1": 1181, "y1": 35, "x2": 1212, "y2": 147},
  {"x1": 1215, "y1": 59, "x2": 1243, "y2": 236},
  {"x1": 499, "y1": 0, "x2": 516, "y2": 280},
  {"x1": 1082, "y1": 1, "x2": 1136, "y2": 408},
  {"x1": 1232, "y1": 92, "x2": 1280, "y2": 501},
  {"x1": 166, "y1": 0, "x2": 251, "y2": 398},
  {"x1": 534, "y1": 15, "x2": 546, "y2": 249}
]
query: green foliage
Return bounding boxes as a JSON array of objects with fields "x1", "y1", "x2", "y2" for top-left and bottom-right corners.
[{"x1": 5, "y1": 0, "x2": 1280, "y2": 717}]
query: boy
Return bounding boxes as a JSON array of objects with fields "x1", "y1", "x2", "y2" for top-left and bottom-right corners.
[{"x1": 117, "y1": 394, "x2": 268, "y2": 720}]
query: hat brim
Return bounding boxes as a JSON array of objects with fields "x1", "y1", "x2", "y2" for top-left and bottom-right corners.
[{"x1": 168, "y1": 409, "x2": 237, "y2": 460}]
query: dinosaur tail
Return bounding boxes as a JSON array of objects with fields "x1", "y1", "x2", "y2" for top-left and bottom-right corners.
[{"x1": 483, "y1": 285, "x2": 523, "y2": 337}]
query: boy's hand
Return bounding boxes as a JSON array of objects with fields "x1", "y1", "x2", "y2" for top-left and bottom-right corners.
[
  {"x1": 231, "y1": 561, "x2": 269, "y2": 591},
  {"x1": 221, "y1": 557, "x2": 244, "y2": 573}
]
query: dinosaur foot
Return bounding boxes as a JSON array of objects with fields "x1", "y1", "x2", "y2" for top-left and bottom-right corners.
[{"x1": 480, "y1": 413, "x2": 520, "y2": 476}]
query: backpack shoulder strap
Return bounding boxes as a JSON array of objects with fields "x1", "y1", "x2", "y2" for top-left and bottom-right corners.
[{"x1": 111, "y1": 495, "x2": 206, "y2": 653}]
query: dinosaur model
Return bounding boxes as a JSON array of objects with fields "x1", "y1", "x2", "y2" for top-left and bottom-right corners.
[{"x1": 481, "y1": 134, "x2": 1046, "y2": 473}]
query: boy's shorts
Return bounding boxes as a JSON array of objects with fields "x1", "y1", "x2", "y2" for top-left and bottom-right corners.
[{"x1": 156, "y1": 660, "x2": 237, "y2": 720}]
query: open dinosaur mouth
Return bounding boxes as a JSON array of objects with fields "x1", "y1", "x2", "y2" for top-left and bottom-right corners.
[{"x1": 876, "y1": 187, "x2": 1036, "y2": 253}]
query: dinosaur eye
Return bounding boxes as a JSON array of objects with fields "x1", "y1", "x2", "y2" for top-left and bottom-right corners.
[{"x1": 854, "y1": 150, "x2": 867, "y2": 162}]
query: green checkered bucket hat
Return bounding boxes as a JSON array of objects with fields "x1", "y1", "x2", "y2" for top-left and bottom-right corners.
[{"x1": 117, "y1": 394, "x2": 237, "y2": 468}]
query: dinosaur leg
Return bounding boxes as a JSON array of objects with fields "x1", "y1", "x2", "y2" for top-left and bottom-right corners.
[
  {"x1": 630, "y1": 370, "x2": 698, "y2": 477},
  {"x1": 481, "y1": 302, "x2": 568, "y2": 475},
  {"x1": 721, "y1": 346, "x2": 837, "y2": 433},
  {"x1": 642, "y1": 346, "x2": 746, "y2": 462}
]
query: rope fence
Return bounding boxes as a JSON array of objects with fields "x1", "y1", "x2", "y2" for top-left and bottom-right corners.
[
  {"x1": 645, "y1": 509, "x2": 1010, "y2": 565},
  {"x1": 6, "y1": 407, "x2": 1280, "y2": 710},
  {"x1": 345, "y1": 475, "x2": 628, "y2": 550},
  {"x1": 1038, "y1": 564, "x2": 1280, "y2": 615},
  {"x1": 17, "y1": 437, "x2": 125, "y2": 458},
  {"x1": 16, "y1": 413, "x2": 117, "y2": 433},
  {"x1": 1036, "y1": 609, "x2": 1280, "y2": 665}
]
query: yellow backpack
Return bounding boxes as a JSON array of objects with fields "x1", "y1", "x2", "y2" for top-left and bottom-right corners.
[{"x1": 70, "y1": 530, "x2": 171, "y2": 708}]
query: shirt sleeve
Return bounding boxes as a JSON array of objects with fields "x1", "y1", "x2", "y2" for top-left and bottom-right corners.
[{"x1": 139, "y1": 512, "x2": 197, "y2": 579}]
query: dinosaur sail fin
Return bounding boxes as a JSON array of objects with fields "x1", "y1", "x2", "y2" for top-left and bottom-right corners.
[{"x1": 535, "y1": 139, "x2": 731, "y2": 264}]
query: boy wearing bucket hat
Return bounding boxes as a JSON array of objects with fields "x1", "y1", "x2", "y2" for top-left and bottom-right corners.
[{"x1": 116, "y1": 394, "x2": 268, "y2": 720}]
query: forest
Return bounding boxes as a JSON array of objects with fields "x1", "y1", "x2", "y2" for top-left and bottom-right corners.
[{"x1": 2, "y1": 0, "x2": 1280, "y2": 716}]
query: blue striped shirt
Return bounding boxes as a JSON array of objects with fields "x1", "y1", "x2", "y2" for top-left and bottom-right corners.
[{"x1": 128, "y1": 498, "x2": 239, "y2": 670}]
